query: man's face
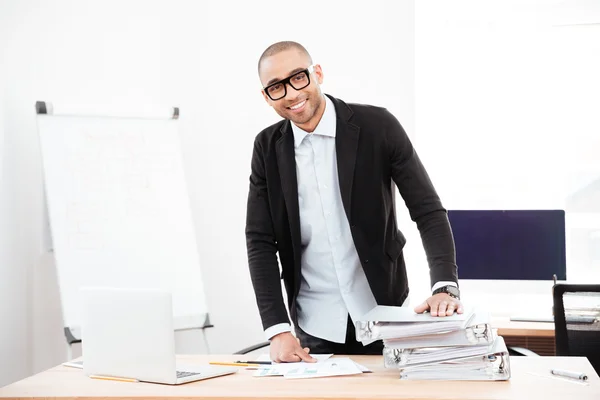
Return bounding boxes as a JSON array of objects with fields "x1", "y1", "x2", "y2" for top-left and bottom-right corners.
[{"x1": 259, "y1": 49, "x2": 324, "y2": 129}]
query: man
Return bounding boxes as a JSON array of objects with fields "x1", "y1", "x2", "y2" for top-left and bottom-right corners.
[{"x1": 245, "y1": 41, "x2": 462, "y2": 363}]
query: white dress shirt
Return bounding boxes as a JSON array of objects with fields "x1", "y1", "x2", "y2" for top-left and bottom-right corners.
[{"x1": 264, "y1": 95, "x2": 455, "y2": 343}]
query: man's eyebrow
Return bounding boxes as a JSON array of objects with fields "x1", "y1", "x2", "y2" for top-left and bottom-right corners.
[{"x1": 266, "y1": 67, "x2": 306, "y2": 86}]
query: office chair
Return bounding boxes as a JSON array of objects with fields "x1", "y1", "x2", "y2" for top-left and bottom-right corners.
[
  {"x1": 234, "y1": 341, "x2": 270, "y2": 355},
  {"x1": 507, "y1": 346, "x2": 540, "y2": 357},
  {"x1": 553, "y1": 283, "x2": 600, "y2": 374}
]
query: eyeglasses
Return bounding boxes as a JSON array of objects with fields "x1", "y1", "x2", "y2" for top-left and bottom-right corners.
[{"x1": 263, "y1": 65, "x2": 314, "y2": 101}]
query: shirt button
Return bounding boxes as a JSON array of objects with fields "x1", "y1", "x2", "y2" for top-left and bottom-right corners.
[{"x1": 364, "y1": 259, "x2": 369, "y2": 263}]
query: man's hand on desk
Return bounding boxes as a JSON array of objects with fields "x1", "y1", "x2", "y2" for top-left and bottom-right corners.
[
  {"x1": 414, "y1": 293, "x2": 464, "y2": 317},
  {"x1": 270, "y1": 332, "x2": 316, "y2": 363}
]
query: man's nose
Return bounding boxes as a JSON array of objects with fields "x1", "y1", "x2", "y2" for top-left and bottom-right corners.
[{"x1": 283, "y1": 81, "x2": 300, "y2": 101}]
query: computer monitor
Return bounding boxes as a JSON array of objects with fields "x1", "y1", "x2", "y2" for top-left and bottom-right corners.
[{"x1": 447, "y1": 209, "x2": 566, "y2": 281}]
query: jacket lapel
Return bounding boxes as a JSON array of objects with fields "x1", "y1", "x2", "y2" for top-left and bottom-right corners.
[
  {"x1": 275, "y1": 121, "x2": 302, "y2": 267},
  {"x1": 331, "y1": 96, "x2": 360, "y2": 222}
]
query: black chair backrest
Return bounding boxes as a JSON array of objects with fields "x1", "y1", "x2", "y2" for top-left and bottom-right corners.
[{"x1": 552, "y1": 284, "x2": 600, "y2": 374}]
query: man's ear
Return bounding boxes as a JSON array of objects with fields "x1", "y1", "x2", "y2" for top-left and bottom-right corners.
[{"x1": 313, "y1": 64, "x2": 324, "y2": 85}]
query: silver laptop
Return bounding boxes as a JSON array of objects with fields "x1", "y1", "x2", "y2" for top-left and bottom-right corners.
[{"x1": 81, "y1": 287, "x2": 237, "y2": 384}]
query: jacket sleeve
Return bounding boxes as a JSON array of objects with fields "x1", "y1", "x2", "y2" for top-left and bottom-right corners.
[
  {"x1": 384, "y1": 110, "x2": 459, "y2": 286},
  {"x1": 245, "y1": 138, "x2": 291, "y2": 330}
]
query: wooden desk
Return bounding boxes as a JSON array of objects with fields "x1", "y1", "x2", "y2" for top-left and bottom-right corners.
[
  {"x1": 1, "y1": 355, "x2": 599, "y2": 400},
  {"x1": 493, "y1": 317, "x2": 556, "y2": 355},
  {"x1": 494, "y1": 317, "x2": 555, "y2": 338}
]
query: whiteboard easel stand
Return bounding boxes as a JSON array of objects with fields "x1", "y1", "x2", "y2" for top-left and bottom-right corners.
[{"x1": 35, "y1": 100, "x2": 214, "y2": 361}]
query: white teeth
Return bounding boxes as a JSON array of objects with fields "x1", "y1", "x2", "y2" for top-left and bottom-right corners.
[{"x1": 290, "y1": 100, "x2": 306, "y2": 110}]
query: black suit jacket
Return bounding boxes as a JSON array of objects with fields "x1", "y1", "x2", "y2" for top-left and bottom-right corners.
[{"x1": 245, "y1": 95, "x2": 458, "y2": 330}]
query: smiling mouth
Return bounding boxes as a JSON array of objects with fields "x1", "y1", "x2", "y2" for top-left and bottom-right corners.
[{"x1": 287, "y1": 99, "x2": 307, "y2": 112}]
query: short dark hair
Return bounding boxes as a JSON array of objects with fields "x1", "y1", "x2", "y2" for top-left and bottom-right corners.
[{"x1": 258, "y1": 41, "x2": 313, "y2": 74}]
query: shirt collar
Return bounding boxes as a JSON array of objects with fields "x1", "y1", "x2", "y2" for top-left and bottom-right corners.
[{"x1": 291, "y1": 95, "x2": 336, "y2": 148}]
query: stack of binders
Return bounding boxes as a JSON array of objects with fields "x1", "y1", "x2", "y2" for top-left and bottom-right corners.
[{"x1": 355, "y1": 306, "x2": 510, "y2": 380}]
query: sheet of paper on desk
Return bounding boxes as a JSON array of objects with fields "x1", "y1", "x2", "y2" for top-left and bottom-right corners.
[
  {"x1": 253, "y1": 354, "x2": 334, "y2": 377},
  {"x1": 353, "y1": 362, "x2": 371, "y2": 372},
  {"x1": 254, "y1": 365, "x2": 295, "y2": 377},
  {"x1": 256, "y1": 353, "x2": 333, "y2": 362},
  {"x1": 254, "y1": 357, "x2": 366, "y2": 378},
  {"x1": 283, "y1": 358, "x2": 363, "y2": 379}
]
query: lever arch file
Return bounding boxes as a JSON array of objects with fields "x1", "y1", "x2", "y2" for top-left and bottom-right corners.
[
  {"x1": 396, "y1": 337, "x2": 511, "y2": 381},
  {"x1": 382, "y1": 310, "x2": 493, "y2": 349},
  {"x1": 355, "y1": 307, "x2": 477, "y2": 341}
]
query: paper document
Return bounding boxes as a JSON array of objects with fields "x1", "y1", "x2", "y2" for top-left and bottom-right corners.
[
  {"x1": 253, "y1": 355, "x2": 366, "y2": 378},
  {"x1": 254, "y1": 364, "x2": 299, "y2": 377},
  {"x1": 253, "y1": 354, "x2": 334, "y2": 377},
  {"x1": 256, "y1": 353, "x2": 333, "y2": 363},
  {"x1": 353, "y1": 362, "x2": 372, "y2": 373},
  {"x1": 283, "y1": 358, "x2": 363, "y2": 379}
]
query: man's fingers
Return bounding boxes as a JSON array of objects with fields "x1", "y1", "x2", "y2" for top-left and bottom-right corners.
[
  {"x1": 279, "y1": 353, "x2": 302, "y2": 363},
  {"x1": 445, "y1": 302, "x2": 456, "y2": 316},
  {"x1": 304, "y1": 347, "x2": 310, "y2": 354},
  {"x1": 437, "y1": 301, "x2": 448, "y2": 317},
  {"x1": 414, "y1": 300, "x2": 430, "y2": 314},
  {"x1": 296, "y1": 347, "x2": 316, "y2": 362},
  {"x1": 414, "y1": 296, "x2": 465, "y2": 317},
  {"x1": 270, "y1": 348, "x2": 279, "y2": 363},
  {"x1": 429, "y1": 300, "x2": 440, "y2": 316}
]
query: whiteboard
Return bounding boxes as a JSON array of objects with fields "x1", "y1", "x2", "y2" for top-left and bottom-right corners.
[{"x1": 36, "y1": 103, "x2": 209, "y2": 338}]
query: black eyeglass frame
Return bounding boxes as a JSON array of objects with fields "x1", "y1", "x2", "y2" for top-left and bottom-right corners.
[{"x1": 263, "y1": 65, "x2": 315, "y2": 101}]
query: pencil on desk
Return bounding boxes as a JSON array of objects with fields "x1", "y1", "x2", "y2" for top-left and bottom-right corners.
[
  {"x1": 89, "y1": 375, "x2": 138, "y2": 383},
  {"x1": 209, "y1": 361, "x2": 261, "y2": 367}
]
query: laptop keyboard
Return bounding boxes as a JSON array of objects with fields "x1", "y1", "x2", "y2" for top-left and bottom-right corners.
[{"x1": 177, "y1": 371, "x2": 201, "y2": 378}]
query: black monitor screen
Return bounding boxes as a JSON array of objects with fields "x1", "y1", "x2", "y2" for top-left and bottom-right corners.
[{"x1": 447, "y1": 210, "x2": 566, "y2": 280}]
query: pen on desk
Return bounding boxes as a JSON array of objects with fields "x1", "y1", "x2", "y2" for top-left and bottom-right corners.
[
  {"x1": 209, "y1": 361, "x2": 261, "y2": 367},
  {"x1": 550, "y1": 369, "x2": 588, "y2": 381},
  {"x1": 89, "y1": 375, "x2": 138, "y2": 383},
  {"x1": 235, "y1": 360, "x2": 272, "y2": 365}
]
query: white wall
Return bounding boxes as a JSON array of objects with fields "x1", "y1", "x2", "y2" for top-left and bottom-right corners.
[
  {"x1": 0, "y1": 0, "x2": 416, "y2": 386},
  {"x1": 5, "y1": 0, "x2": 598, "y2": 389},
  {"x1": 414, "y1": 0, "x2": 600, "y2": 314},
  {"x1": 0, "y1": 1, "x2": 33, "y2": 386}
]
